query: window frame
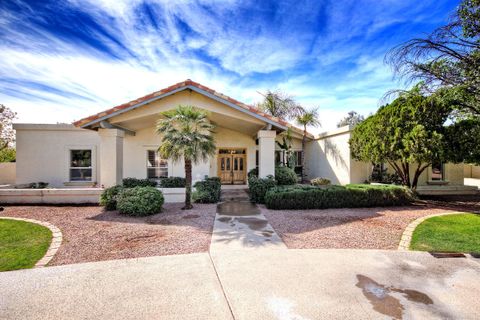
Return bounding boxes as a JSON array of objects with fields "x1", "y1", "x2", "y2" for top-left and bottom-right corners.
[
  {"x1": 65, "y1": 146, "x2": 96, "y2": 183},
  {"x1": 146, "y1": 150, "x2": 168, "y2": 180}
]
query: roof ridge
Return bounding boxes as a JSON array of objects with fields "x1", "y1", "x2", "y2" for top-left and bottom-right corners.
[{"x1": 72, "y1": 80, "x2": 313, "y2": 137}]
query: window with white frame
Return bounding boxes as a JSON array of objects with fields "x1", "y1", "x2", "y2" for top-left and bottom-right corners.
[
  {"x1": 69, "y1": 150, "x2": 92, "y2": 181},
  {"x1": 147, "y1": 150, "x2": 168, "y2": 179},
  {"x1": 293, "y1": 150, "x2": 303, "y2": 175}
]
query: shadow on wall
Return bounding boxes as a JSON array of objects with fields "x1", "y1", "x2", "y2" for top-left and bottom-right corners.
[{"x1": 315, "y1": 139, "x2": 348, "y2": 184}]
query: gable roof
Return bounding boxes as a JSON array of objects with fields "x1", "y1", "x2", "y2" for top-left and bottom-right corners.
[{"x1": 73, "y1": 79, "x2": 313, "y2": 138}]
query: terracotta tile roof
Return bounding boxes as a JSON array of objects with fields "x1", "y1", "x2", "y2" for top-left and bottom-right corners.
[{"x1": 73, "y1": 79, "x2": 313, "y2": 137}]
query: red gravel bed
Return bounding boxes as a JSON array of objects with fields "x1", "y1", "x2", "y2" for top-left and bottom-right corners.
[
  {"x1": 1, "y1": 204, "x2": 216, "y2": 266},
  {"x1": 261, "y1": 205, "x2": 461, "y2": 250}
]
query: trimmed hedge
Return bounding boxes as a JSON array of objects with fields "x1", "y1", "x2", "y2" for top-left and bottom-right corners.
[
  {"x1": 193, "y1": 177, "x2": 221, "y2": 203},
  {"x1": 159, "y1": 177, "x2": 186, "y2": 188},
  {"x1": 264, "y1": 184, "x2": 415, "y2": 210},
  {"x1": 117, "y1": 186, "x2": 164, "y2": 216},
  {"x1": 122, "y1": 178, "x2": 157, "y2": 188},
  {"x1": 99, "y1": 185, "x2": 124, "y2": 211},
  {"x1": 248, "y1": 175, "x2": 277, "y2": 204}
]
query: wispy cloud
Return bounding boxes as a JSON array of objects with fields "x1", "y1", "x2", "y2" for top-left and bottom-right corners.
[{"x1": 0, "y1": 0, "x2": 458, "y2": 131}]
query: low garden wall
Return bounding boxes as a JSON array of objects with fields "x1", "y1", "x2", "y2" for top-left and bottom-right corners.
[{"x1": 0, "y1": 187, "x2": 186, "y2": 204}]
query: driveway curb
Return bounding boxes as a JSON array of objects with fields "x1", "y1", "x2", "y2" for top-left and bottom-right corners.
[
  {"x1": 397, "y1": 212, "x2": 461, "y2": 250},
  {"x1": 0, "y1": 216, "x2": 62, "y2": 267}
]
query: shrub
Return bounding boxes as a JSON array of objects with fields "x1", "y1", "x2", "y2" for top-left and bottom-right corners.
[
  {"x1": 100, "y1": 185, "x2": 124, "y2": 210},
  {"x1": 275, "y1": 166, "x2": 297, "y2": 185},
  {"x1": 248, "y1": 175, "x2": 277, "y2": 204},
  {"x1": 116, "y1": 186, "x2": 164, "y2": 216},
  {"x1": 311, "y1": 177, "x2": 331, "y2": 186},
  {"x1": 264, "y1": 184, "x2": 415, "y2": 210},
  {"x1": 159, "y1": 176, "x2": 186, "y2": 188},
  {"x1": 193, "y1": 177, "x2": 221, "y2": 203},
  {"x1": 248, "y1": 168, "x2": 258, "y2": 178},
  {"x1": 122, "y1": 177, "x2": 157, "y2": 188}
]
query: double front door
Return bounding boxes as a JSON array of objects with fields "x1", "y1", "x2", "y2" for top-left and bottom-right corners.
[{"x1": 218, "y1": 149, "x2": 246, "y2": 184}]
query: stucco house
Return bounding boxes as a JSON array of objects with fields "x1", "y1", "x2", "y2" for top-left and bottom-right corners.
[{"x1": 4, "y1": 80, "x2": 477, "y2": 203}]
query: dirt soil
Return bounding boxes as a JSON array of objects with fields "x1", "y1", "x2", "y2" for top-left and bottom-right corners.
[
  {"x1": 1, "y1": 203, "x2": 216, "y2": 266},
  {"x1": 261, "y1": 204, "x2": 464, "y2": 250}
]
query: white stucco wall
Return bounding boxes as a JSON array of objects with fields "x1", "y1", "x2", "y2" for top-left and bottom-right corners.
[
  {"x1": 14, "y1": 124, "x2": 100, "y2": 188},
  {"x1": 123, "y1": 125, "x2": 210, "y2": 183}
]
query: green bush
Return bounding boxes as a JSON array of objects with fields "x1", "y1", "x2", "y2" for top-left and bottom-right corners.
[
  {"x1": 311, "y1": 177, "x2": 331, "y2": 186},
  {"x1": 100, "y1": 185, "x2": 124, "y2": 210},
  {"x1": 248, "y1": 168, "x2": 258, "y2": 178},
  {"x1": 193, "y1": 177, "x2": 221, "y2": 203},
  {"x1": 275, "y1": 166, "x2": 297, "y2": 185},
  {"x1": 264, "y1": 184, "x2": 415, "y2": 210},
  {"x1": 122, "y1": 177, "x2": 157, "y2": 188},
  {"x1": 159, "y1": 177, "x2": 186, "y2": 188},
  {"x1": 248, "y1": 175, "x2": 277, "y2": 204},
  {"x1": 116, "y1": 186, "x2": 164, "y2": 216}
]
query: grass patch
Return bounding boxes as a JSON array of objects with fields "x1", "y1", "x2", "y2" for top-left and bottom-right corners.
[
  {"x1": 0, "y1": 219, "x2": 52, "y2": 272},
  {"x1": 410, "y1": 213, "x2": 480, "y2": 253}
]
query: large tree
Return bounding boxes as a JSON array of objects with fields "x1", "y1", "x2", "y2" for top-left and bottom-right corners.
[
  {"x1": 257, "y1": 90, "x2": 304, "y2": 121},
  {"x1": 337, "y1": 111, "x2": 365, "y2": 127},
  {"x1": 386, "y1": 0, "x2": 480, "y2": 116},
  {"x1": 350, "y1": 88, "x2": 452, "y2": 190},
  {"x1": 296, "y1": 107, "x2": 321, "y2": 183},
  {"x1": 0, "y1": 104, "x2": 16, "y2": 152},
  {"x1": 156, "y1": 105, "x2": 216, "y2": 209}
]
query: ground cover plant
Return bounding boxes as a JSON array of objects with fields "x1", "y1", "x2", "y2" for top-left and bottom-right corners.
[
  {"x1": 410, "y1": 213, "x2": 480, "y2": 253},
  {"x1": 0, "y1": 219, "x2": 52, "y2": 271},
  {"x1": 264, "y1": 184, "x2": 415, "y2": 210}
]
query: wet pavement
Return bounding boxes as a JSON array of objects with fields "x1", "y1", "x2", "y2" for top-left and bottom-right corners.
[{"x1": 210, "y1": 200, "x2": 287, "y2": 251}]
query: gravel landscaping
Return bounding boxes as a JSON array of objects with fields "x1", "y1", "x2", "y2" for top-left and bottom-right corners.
[
  {"x1": 261, "y1": 205, "x2": 460, "y2": 250},
  {"x1": 0, "y1": 204, "x2": 216, "y2": 266}
]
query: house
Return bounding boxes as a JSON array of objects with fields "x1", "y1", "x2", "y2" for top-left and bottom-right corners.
[{"x1": 5, "y1": 80, "x2": 477, "y2": 203}]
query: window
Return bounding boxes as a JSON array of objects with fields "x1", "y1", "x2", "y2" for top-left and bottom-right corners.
[
  {"x1": 147, "y1": 150, "x2": 168, "y2": 179},
  {"x1": 70, "y1": 150, "x2": 92, "y2": 181},
  {"x1": 431, "y1": 160, "x2": 444, "y2": 181},
  {"x1": 293, "y1": 151, "x2": 303, "y2": 175}
]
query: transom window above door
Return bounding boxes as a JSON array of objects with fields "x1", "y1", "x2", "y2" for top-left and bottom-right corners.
[
  {"x1": 147, "y1": 150, "x2": 168, "y2": 179},
  {"x1": 218, "y1": 149, "x2": 246, "y2": 154}
]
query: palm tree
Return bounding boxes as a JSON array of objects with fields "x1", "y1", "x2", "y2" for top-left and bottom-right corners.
[
  {"x1": 296, "y1": 107, "x2": 321, "y2": 183},
  {"x1": 257, "y1": 90, "x2": 304, "y2": 121},
  {"x1": 156, "y1": 105, "x2": 216, "y2": 209}
]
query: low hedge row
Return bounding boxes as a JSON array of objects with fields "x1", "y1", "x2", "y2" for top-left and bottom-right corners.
[
  {"x1": 159, "y1": 177, "x2": 186, "y2": 188},
  {"x1": 248, "y1": 175, "x2": 277, "y2": 204},
  {"x1": 122, "y1": 178, "x2": 157, "y2": 188},
  {"x1": 193, "y1": 177, "x2": 221, "y2": 203},
  {"x1": 264, "y1": 184, "x2": 415, "y2": 210}
]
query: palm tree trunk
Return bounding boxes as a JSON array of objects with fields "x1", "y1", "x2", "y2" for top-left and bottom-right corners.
[
  {"x1": 301, "y1": 126, "x2": 307, "y2": 183},
  {"x1": 183, "y1": 158, "x2": 193, "y2": 210}
]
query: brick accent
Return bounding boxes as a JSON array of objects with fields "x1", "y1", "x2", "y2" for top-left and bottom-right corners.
[{"x1": 397, "y1": 212, "x2": 461, "y2": 251}]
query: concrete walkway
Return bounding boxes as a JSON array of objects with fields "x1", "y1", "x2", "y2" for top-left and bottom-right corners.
[
  {"x1": 1, "y1": 250, "x2": 479, "y2": 319},
  {"x1": 210, "y1": 201, "x2": 287, "y2": 251}
]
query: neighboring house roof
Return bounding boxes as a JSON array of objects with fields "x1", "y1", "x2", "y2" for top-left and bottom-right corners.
[{"x1": 73, "y1": 79, "x2": 314, "y2": 138}]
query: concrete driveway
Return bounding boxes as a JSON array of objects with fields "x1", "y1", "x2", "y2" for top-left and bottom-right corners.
[{"x1": 1, "y1": 250, "x2": 479, "y2": 320}]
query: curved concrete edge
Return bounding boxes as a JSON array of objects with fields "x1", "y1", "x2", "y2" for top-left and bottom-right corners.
[
  {"x1": 0, "y1": 217, "x2": 62, "y2": 267},
  {"x1": 398, "y1": 212, "x2": 461, "y2": 251}
]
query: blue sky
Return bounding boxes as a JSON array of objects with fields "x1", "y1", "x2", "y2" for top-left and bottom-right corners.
[{"x1": 0, "y1": 0, "x2": 459, "y2": 131}]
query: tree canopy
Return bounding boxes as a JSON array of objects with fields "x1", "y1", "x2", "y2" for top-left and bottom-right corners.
[
  {"x1": 386, "y1": 0, "x2": 480, "y2": 116},
  {"x1": 337, "y1": 111, "x2": 365, "y2": 127},
  {"x1": 256, "y1": 90, "x2": 304, "y2": 121},
  {"x1": 350, "y1": 88, "x2": 452, "y2": 189},
  {"x1": 0, "y1": 104, "x2": 16, "y2": 152}
]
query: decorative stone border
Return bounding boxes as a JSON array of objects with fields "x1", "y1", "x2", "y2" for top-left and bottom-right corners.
[
  {"x1": 0, "y1": 217, "x2": 62, "y2": 267},
  {"x1": 398, "y1": 212, "x2": 461, "y2": 251}
]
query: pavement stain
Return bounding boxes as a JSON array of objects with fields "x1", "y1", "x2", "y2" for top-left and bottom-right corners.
[{"x1": 356, "y1": 274, "x2": 433, "y2": 320}]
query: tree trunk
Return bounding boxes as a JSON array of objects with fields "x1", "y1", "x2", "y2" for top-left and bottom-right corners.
[
  {"x1": 411, "y1": 162, "x2": 430, "y2": 191},
  {"x1": 183, "y1": 158, "x2": 193, "y2": 210},
  {"x1": 301, "y1": 126, "x2": 307, "y2": 183}
]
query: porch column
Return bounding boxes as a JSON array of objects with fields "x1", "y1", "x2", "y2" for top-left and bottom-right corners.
[
  {"x1": 257, "y1": 130, "x2": 276, "y2": 178},
  {"x1": 98, "y1": 128, "x2": 124, "y2": 187}
]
